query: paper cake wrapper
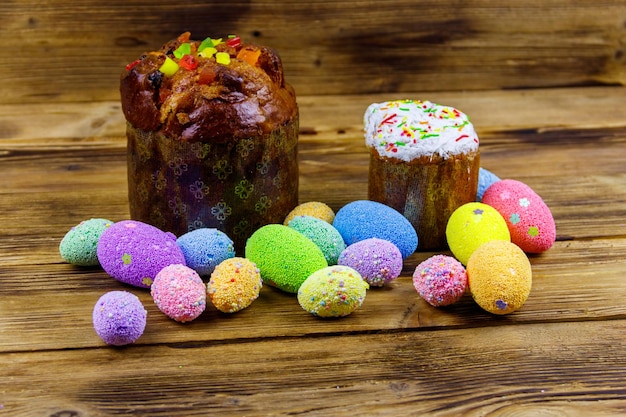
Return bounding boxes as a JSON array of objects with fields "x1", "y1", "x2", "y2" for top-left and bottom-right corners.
[
  {"x1": 127, "y1": 120, "x2": 299, "y2": 252},
  {"x1": 368, "y1": 149, "x2": 479, "y2": 250}
]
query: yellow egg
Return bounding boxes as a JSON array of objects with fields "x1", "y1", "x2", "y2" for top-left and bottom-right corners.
[
  {"x1": 284, "y1": 201, "x2": 335, "y2": 225},
  {"x1": 445, "y1": 202, "x2": 510, "y2": 265},
  {"x1": 467, "y1": 240, "x2": 532, "y2": 315}
]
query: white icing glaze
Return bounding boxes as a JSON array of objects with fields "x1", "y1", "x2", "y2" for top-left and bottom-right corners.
[{"x1": 364, "y1": 100, "x2": 479, "y2": 161}]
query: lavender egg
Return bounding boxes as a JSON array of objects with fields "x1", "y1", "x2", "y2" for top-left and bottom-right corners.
[
  {"x1": 338, "y1": 238, "x2": 403, "y2": 286},
  {"x1": 97, "y1": 220, "x2": 186, "y2": 288}
]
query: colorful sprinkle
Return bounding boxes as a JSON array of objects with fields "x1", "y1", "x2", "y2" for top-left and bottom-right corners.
[
  {"x1": 179, "y1": 54, "x2": 198, "y2": 71},
  {"x1": 226, "y1": 35, "x2": 242, "y2": 48},
  {"x1": 216, "y1": 52, "x2": 231, "y2": 65},
  {"x1": 198, "y1": 37, "x2": 222, "y2": 51},
  {"x1": 125, "y1": 59, "x2": 141, "y2": 71},
  {"x1": 173, "y1": 43, "x2": 191, "y2": 59},
  {"x1": 159, "y1": 57, "x2": 179, "y2": 77}
]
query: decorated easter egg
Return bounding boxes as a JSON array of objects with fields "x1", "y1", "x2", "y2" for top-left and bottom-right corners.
[
  {"x1": 446, "y1": 202, "x2": 510, "y2": 265},
  {"x1": 477, "y1": 167, "x2": 500, "y2": 201},
  {"x1": 59, "y1": 218, "x2": 114, "y2": 266},
  {"x1": 97, "y1": 220, "x2": 186, "y2": 288},
  {"x1": 92, "y1": 291, "x2": 147, "y2": 346},
  {"x1": 333, "y1": 200, "x2": 418, "y2": 259},
  {"x1": 338, "y1": 238, "x2": 403, "y2": 287},
  {"x1": 151, "y1": 264, "x2": 206, "y2": 322},
  {"x1": 245, "y1": 224, "x2": 328, "y2": 293},
  {"x1": 177, "y1": 228, "x2": 235, "y2": 276},
  {"x1": 288, "y1": 215, "x2": 346, "y2": 265},
  {"x1": 467, "y1": 240, "x2": 532, "y2": 315},
  {"x1": 297, "y1": 265, "x2": 369, "y2": 317},
  {"x1": 284, "y1": 201, "x2": 336, "y2": 225},
  {"x1": 208, "y1": 257, "x2": 262, "y2": 313},
  {"x1": 413, "y1": 255, "x2": 467, "y2": 307},
  {"x1": 482, "y1": 179, "x2": 556, "y2": 253}
]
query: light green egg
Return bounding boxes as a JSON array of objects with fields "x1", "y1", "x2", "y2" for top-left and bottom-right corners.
[{"x1": 59, "y1": 218, "x2": 114, "y2": 266}]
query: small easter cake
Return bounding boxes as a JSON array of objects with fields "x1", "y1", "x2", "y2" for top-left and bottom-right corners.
[
  {"x1": 121, "y1": 32, "x2": 299, "y2": 252},
  {"x1": 365, "y1": 100, "x2": 480, "y2": 250}
]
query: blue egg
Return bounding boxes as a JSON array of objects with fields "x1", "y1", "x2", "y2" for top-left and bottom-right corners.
[
  {"x1": 477, "y1": 167, "x2": 501, "y2": 201},
  {"x1": 332, "y1": 200, "x2": 418, "y2": 259},
  {"x1": 177, "y1": 228, "x2": 235, "y2": 276}
]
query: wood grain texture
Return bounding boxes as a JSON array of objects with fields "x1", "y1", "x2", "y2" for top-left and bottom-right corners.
[
  {"x1": 1, "y1": 82, "x2": 626, "y2": 414},
  {"x1": 2, "y1": 0, "x2": 625, "y2": 104},
  {"x1": 1, "y1": 321, "x2": 625, "y2": 416}
]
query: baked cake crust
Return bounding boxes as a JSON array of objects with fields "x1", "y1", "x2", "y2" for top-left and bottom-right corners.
[{"x1": 120, "y1": 32, "x2": 297, "y2": 143}]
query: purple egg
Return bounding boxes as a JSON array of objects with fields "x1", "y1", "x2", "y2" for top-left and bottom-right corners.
[
  {"x1": 92, "y1": 291, "x2": 147, "y2": 346},
  {"x1": 338, "y1": 238, "x2": 403, "y2": 286},
  {"x1": 97, "y1": 220, "x2": 186, "y2": 288}
]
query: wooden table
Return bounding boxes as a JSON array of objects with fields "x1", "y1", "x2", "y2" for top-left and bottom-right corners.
[{"x1": 1, "y1": 86, "x2": 625, "y2": 415}]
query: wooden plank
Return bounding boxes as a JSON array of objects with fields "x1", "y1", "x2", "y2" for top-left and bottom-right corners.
[
  {"x1": 1, "y1": 236, "x2": 625, "y2": 352},
  {"x1": 1, "y1": 320, "x2": 625, "y2": 415},
  {"x1": 2, "y1": 87, "x2": 626, "y2": 142},
  {"x1": 2, "y1": 1, "x2": 625, "y2": 104}
]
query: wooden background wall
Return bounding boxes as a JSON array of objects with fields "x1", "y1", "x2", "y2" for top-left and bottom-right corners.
[{"x1": 3, "y1": 0, "x2": 625, "y2": 105}]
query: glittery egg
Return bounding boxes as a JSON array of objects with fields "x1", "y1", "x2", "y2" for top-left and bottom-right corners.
[
  {"x1": 208, "y1": 257, "x2": 262, "y2": 313},
  {"x1": 482, "y1": 179, "x2": 556, "y2": 253},
  {"x1": 151, "y1": 264, "x2": 206, "y2": 322},
  {"x1": 96, "y1": 220, "x2": 186, "y2": 288},
  {"x1": 333, "y1": 200, "x2": 418, "y2": 259},
  {"x1": 288, "y1": 215, "x2": 346, "y2": 265},
  {"x1": 92, "y1": 291, "x2": 147, "y2": 346},
  {"x1": 297, "y1": 266, "x2": 369, "y2": 317},
  {"x1": 413, "y1": 255, "x2": 467, "y2": 307},
  {"x1": 177, "y1": 228, "x2": 235, "y2": 276},
  {"x1": 284, "y1": 201, "x2": 336, "y2": 225},
  {"x1": 467, "y1": 240, "x2": 532, "y2": 315},
  {"x1": 445, "y1": 202, "x2": 510, "y2": 265},
  {"x1": 245, "y1": 224, "x2": 328, "y2": 293},
  {"x1": 59, "y1": 218, "x2": 114, "y2": 266},
  {"x1": 338, "y1": 238, "x2": 403, "y2": 286},
  {"x1": 477, "y1": 167, "x2": 500, "y2": 201}
]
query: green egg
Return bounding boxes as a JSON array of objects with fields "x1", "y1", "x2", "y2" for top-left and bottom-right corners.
[
  {"x1": 245, "y1": 224, "x2": 328, "y2": 293},
  {"x1": 59, "y1": 218, "x2": 114, "y2": 266}
]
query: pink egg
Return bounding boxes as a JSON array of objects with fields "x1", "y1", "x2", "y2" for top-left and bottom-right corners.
[
  {"x1": 151, "y1": 264, "x2": 206, "y2": 322},
  {"x1": 482, "y1": 179, "x2": 556, "y2": 253}
]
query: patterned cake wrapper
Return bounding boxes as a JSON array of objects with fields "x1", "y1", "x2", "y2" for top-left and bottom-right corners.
[
  {"x1": 127, "y1": 120, "x2": 299, "y2": 253},
  {"x1": 368, "y1": 149, "x2": 479, "y2": 250}
]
